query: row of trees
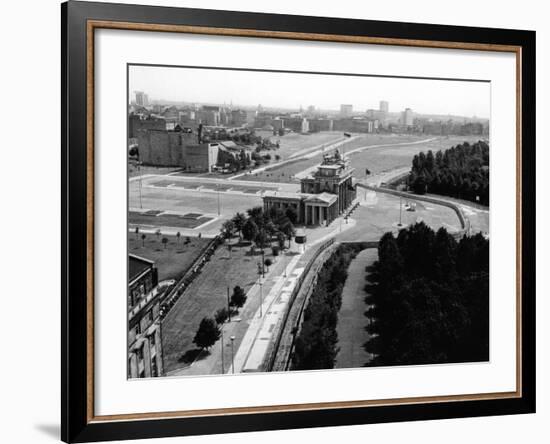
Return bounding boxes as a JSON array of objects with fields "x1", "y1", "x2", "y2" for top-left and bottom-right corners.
[
  {"x1": 221, "y1": 205, "x2": 297, "y2": 253},
  {"x1": 192, "y1": 286, "x2": 248, "y2": 350},
  {"x1": 218, "y1": 148, "x2": 252, "y2": 172},
  {"x1": 364, "y1": 222, "x2": 489, "y2": 366},
  {"x1": 408, "y1": 141, "x2": 489, "y2": 205},
  {"x1": 292, "y1": 244, "x2": 362, "y2": 370},
  {"x1": 133, "y1": 227, "x2": 194, "y2": 251}
]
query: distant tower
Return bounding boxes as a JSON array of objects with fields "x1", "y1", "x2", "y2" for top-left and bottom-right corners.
[
  {"x1": 401, "y1": 108, "x2": 414, "y2": 127},
  {"x1": 379, "y1": 100, "x2": 389, "y2": 113},
  {"x1": 134, "y1": 91, "x2": 145, "y2": 106},
  {"x1": 340, "y1": 104, "x2": 353, "y2": 117},
  {"x1": 301, "y1": 118, "x2": 309, "y2": 133}
]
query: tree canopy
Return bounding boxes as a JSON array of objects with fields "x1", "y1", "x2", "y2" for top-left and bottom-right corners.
[
  {"x1": 364, "y1": 222, "x2": 489, "y2": 366},
  {"x1": 292, "y1": 244, "x2": 363, "y2": 370},
  {"x1": 408, "y1": 141, "x2": 489, "y2": 205},
  {"x1": 232, "y1": 205, "x2": 295, "y2": 251},
  {"x1": 192, "y1": 317, "x2": 220, "y2": 350},
  {"x1": 230, "y1": 285, "x2": 247, "y2": 308}
]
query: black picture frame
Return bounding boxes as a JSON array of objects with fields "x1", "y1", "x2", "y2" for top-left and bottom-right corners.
[{"x1": 62, "y1": 1, "x2": 536, "y2": 442}]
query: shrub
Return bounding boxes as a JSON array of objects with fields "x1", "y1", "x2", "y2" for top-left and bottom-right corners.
[
  {"x1": 192, "y1": 317, "x2": 220, "y2": 350},
  {"x1": 214, "y1": 307, "x2": 229, "y2": 325},
  {"x1": 230, "y1": 286, "x2": 247, "y2": 308}
]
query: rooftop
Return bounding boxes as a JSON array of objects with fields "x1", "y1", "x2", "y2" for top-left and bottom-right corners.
[
  {"x1": 220, "y1": 140, "x2": 238, "y2": 150},
  {"x1": 304, "y1": 192, "x2": 338, "y2": 205},
  {"x1": 129, "y1": 254, "x2": 155, "y2": 283},
  {"x1": 263, "y1": 190, "x2": 308, "y2": 200},
  {"x1": 318, "y1": 164, "x2": 343, "y2": 170}
]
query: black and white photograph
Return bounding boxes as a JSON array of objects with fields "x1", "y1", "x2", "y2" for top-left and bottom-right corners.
[
  {"x1": 127, "y1": 65, "x2": 490, "y2": 379},
  {"x1": 0, "y1": 0, "x2": 543, "y2": 443}
]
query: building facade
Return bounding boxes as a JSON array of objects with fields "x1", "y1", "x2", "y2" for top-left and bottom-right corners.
[
  {"x1": 340, "y1": 104, "x2": 353, "y2": 117},
  {"x1": 128, "y1": 254, "x2": 164, "y2": 379},
  {"x1": 128, "y1": 114, "x2": 166, "y2": 138},
  {"x1": 263, "y1": 149, "x2": 356, "y2": 226},
  {"x1": 137, "y1": 129, "x2": 224, "y2": 172},
  {"x1": 134, "y1": 91, "x2": 149, "y2": 107},
  {"x1": 402, "y1": 108, "x2": 414, "y2": 127}
]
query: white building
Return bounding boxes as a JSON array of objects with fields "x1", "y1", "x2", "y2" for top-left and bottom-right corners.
[
  {"x1": 402, "y1": 108, "x2": 414, "y2": 127},
  {"x1": 340, "y1": 104, "x2": 353, "y2": 117},
  {"x1": 301, "y1": 118, "x2": 310, "y2": 133}
]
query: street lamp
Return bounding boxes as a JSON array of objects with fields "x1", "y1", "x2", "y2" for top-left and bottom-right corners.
[
  {"x1": 258, "y1": 277, "x2": 263, "y2": 318},
  {"x1": 261, "y1": 241, "x2": 265, "y2": 277},
  {"x1": 230, "y1": 335, "x2": 236, "y2": 374},
  {"x1": 216, "y1": 184, "x2": 221, "y2": 216},
  {"x1": 220, "y1": 325, "x2": 224, "y2": 374},
  {"x1": 138, "y1": 161, "x2": 143, "y2": 209},
  {"x1": 226, "y1": 285, "x2": 231, "y2": 322},
  {"x1": 398, "y1": 196, "x2": 403, "y2": 227}
]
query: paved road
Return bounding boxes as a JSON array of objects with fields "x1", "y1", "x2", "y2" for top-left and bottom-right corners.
[{"x1": 334, "y1": 248, "x2": 377, "y2": 369}]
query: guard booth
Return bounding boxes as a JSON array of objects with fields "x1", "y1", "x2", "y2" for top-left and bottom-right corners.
[
  {"x1": 294, "y1": 228, "x2": 307, "y2": 244},
  {"x1": 294, "y1": 228, "x2": 307, "y2": 252}
]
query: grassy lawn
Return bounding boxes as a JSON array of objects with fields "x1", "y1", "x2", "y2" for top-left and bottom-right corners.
[
  {"x1": 161, "y1": 239, "x2": 274, "y2": 373},
  {"x1": 128, "y1": 234, "x2": 210, "y2": 281},
  {"x1": 239, "y1": 134, "x2": 426, "y2": 184},
  {"x1": 242, "y1": 135, "x2": 483, "y2": 184},
  {"x1": 129, "y1": 164, "x2": 181, "y2": 178},
  {"x1": 335, "y1": 248, "x2": 377, "y2": 369},
  {"x1": 240, "y1": 156, "x2": 319, "y2": 183},
  {"x1": 129, "y1": 212, "x2": 213, "y2": 229},
  {"x1": 348, "y1": 135, "x2": 483, "y2": 180},
  {"x1": 255, "y1": 130, "x2": 344, "y2": 159}
]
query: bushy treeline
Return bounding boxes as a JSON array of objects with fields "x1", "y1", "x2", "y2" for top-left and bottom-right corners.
[
  {"x1": 292, "y1": 244, "x2": 362, "y2": 370},
  {"x1": 364, "y1": 222, "x2": 489, "y2": 366},
  {"x1": 408, "y1": 141, "x2": 489, "y2": 205},
  {"x1": 223, "y1": 205, "x2": 297, "y2": 253}
]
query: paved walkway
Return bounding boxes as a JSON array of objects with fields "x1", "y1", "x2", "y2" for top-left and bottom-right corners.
[
  {"x1": 344, "y1": 137, "x2": 438, "y2": 157},
  {"x1": 334, "y1": 248, "x2": 377, "y2": 369}
]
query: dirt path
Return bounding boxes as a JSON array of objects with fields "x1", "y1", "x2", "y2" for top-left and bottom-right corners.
[{"x1": 334, "y1": 248, "x2": 377, "y2": 369}]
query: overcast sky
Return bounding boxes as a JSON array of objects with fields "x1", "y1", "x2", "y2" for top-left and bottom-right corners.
[{"x1": 129, "y1": 65, "x2": 490, "y2": 119}]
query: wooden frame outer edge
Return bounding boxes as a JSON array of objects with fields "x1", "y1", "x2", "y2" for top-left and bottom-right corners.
[
  {"x1": 85, "y1": 19, "x2": 523, "y2": 424},
  {"x1": 87, "y1": 18, "x2": 95, "y2": 424}
]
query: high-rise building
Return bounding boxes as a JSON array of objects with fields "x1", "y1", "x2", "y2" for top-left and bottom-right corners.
[
  {"x1": 379, "y1": 100, "x2": 389, "y2": 113},
  {"x1": 134, "y1": 91, "x2": 146, "y2": 107},
  {"x1": 340, "y1": 104, "x2": 353, "y2": 117},
  {"x1": 301, "y1": 118, "x2": 310, "y2": 133},
  {"x1": 402, "y1": 108, "x2": 414, "y2": 127}
]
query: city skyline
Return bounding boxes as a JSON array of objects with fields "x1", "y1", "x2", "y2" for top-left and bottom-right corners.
[{"x1": 129, "y1": 65, "x2": 491, "y2": 119}]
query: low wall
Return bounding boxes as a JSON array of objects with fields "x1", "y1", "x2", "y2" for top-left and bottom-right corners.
[
  {"x1": 269, "y1": 241, "x2": 377, "y2": 372},
  {"x1": 264, "y1": 238, "x2": 335, "y2": 372},
  {"x1": 159, "y1": 235, "x2": 223, "y2": 319}
]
